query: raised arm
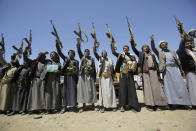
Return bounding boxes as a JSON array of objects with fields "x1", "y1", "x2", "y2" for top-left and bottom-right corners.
[
  {"x1": 56, "y1": 40, "x2": 67, "y2": 61},
  {"x1": 150, "y1": 34, "x2": 159, "y2": 57},
  {"x1": 93, "y1": 40, "x2": 100, "y2": 60},
  {"x1": 110, "y1": 41, "x2": 119, "y2": 57},
  {"x1": 130, "y1": 37, "x2": 139, "y2": 57},
  {"x1": 76, "y1": 38, "x2": 83, "y2": 59},
  {"x1": 177, "y1": 34, "x2": 186, "y2": 54}
]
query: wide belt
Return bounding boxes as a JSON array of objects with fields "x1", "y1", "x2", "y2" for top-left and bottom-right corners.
[
  {"x1": 102, "y1": 71, "x2": 111, "y2": 78},
  {"x1": 166, "y1": 63, "x2": 178, "y2": 67},
  {"x1": 148, "y1": 67, "x2": 156, "y2": 70}
]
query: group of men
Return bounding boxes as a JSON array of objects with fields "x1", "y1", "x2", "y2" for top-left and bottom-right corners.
[{"x1": 0, "y1": 22, "x2": 195, "y2": 116}]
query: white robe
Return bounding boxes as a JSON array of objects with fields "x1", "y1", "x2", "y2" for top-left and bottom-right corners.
[{"x1": 98, "y1": 58, "x2": 117, "y2": 108}]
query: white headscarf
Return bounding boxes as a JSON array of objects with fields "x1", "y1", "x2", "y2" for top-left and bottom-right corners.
[
  {"x1": 188, "y1": 29, "x2": 196, "y2": 34},
  {"x1": 158, "y1": 41, "x2": 168, "y2": 48}
]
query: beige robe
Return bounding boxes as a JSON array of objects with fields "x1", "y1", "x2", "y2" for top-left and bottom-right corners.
[
  {"x1": 0, "y1": 67, "x2": 17, "y2": 111},
  {"x1": 143, "y1": 53, "x2": 167, "y2": 106}
]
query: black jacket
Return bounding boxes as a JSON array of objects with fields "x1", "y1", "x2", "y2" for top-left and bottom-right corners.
[
  {"x1": 130, "y1": 40, "x2": 159, "y2": 73},
  {"x1": 177, "y1": 40, "x2": 196, "y2": 72}
]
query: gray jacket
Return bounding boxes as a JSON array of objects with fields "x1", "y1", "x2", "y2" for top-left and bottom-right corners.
[
  {"x1": 151, "y1": 39, "x2": 182, "y2": 73},
  {"x1": 158, "y1": 50, "x2": 181, "y2": 73}
]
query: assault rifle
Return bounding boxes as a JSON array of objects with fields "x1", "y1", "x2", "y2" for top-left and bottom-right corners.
[
  {"x1": 24, "y1": 29, "x2": 32, "y2": 55},
  {"x1": 174, "y1": 15, "x2": 188, "y2": 39},
  {"x1": 126, "y1": 16, "x2": 136, "y2": 46},
  {"x1": 73, "y1": 23, "x2": 88, "y2": 43},
  {"x1": 12, "y1": 40, "x2": 23, "y2": 59},
  {"x1": 50, "y1": 20, "x2": 63, "y2": 48},
  {"x1": 91, "y1": 23, "x2": 100, "y2": 48}
]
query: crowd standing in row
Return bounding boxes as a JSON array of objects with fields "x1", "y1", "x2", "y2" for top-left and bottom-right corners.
[{"x1": 0, "y1": 19, "x2": 195, "y2": 116}]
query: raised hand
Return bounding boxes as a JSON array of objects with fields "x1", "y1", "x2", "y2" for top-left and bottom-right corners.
[{"x1": 181, "y1": 33, "x2": 186, "y2": 40}]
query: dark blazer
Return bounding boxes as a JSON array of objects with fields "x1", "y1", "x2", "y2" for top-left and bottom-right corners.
[
  {"x1": 177, "y1": 40, "x2": 196, "y2": 72},
  {"x1": 76, "y1": 42, "x2": 96, "y2": 81},
  {"x1": 115, "y1": 53, "x2": 136, "y2": 74},
  {"x1": 110, "y1": 43, "x2": 136, "y2": 74},
  {"x1": 130, "y1": 40, "x2": 158, "y2": 73}
]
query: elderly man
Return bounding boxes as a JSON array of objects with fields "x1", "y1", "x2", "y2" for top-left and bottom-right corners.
[
  {"x1": 130, "y1": 35, "x2": 167, "y2": 111},
  {"x1": 93, "y1": 41, "x2": 117, "y2": 113},
  {"x1": 151, "y1": 35, "x2": 191, "y2": 109}
]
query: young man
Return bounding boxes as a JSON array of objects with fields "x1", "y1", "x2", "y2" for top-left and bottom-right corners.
[
  {"x1": 130, "y1": 35, "x2": 167, "y2": 111},
  {"x1": 44, "y1": 51, "x2": 62, "y2": 114},
  {"x1": 93, "y1": 41, "x2": 117, "y2": 113},
  {"x1": 76, "y1": 38, "x2": 97, "y2": 112},
  {"x1": 56, "y1": 41, "x2": 79, "y2": 113},
  {"x1": 111, "y1": 42, "x2": 140, "y2": 112}
]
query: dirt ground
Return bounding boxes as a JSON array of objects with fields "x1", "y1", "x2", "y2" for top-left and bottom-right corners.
[{"x1": 0, "y1": 90, "x2": 196, "y2": 131}]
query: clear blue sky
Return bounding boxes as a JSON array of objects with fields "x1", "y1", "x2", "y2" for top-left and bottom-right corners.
[{"x1": 0, "y1": 0, "x2": 196, "y2": 63}]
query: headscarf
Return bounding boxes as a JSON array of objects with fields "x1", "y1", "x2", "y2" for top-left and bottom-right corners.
[{"x1": 159, "y1": 41, "x2": 168, "y2": 48}]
